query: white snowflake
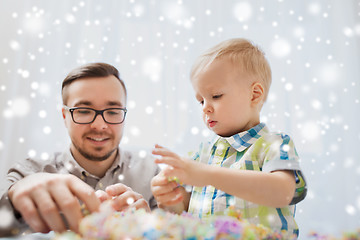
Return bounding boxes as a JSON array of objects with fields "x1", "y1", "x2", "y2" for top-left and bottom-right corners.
[
  {"x1": 270, "y1": 38, "x2": 291, "y2": 58},
  {"x1": 233, "y1": 2, "x2": 252, "y2": 22}
]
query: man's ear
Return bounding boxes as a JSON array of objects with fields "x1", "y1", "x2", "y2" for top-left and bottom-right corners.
[
  {"x1": 62, "y1": 107, "x2": 69, "y2": 128},
  {"x1": 62, "y1": 107, "x2": 66, "y2": 119},
  {"x1": 251, "y1": 82, "x2": 264, "y2": 105}
]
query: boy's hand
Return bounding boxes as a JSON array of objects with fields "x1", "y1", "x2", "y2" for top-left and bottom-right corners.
[
  {"x1": 151, "y1": 170, "x2": 184, "y2": 207},
  {"x1": 152, "y1": 144, "x2": 208, "y2": 187}
]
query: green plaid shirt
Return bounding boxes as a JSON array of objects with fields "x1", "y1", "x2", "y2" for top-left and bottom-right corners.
[{"x1": 187, "y1": 123, "x2": 307, "y2": 236}]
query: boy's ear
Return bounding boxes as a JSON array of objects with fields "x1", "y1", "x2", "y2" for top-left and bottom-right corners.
[{"x1": 251, "y1": 82, "x2": 264, "y2": 105}]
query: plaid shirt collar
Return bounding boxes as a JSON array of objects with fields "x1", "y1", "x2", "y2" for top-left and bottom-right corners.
[{"x1": 210, "y1": 122, "x2": 268, "y2": 153}]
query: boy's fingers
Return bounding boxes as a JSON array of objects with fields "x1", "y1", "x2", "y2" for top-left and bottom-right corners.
[
  {"x1": 155, "y1": 157, "x2": 182, "y2": 168},
  {"x1": 164, "y1": 193, "x2": 184, "y2": 206},
  {"x1": 155, "y1": 188, "x2": 182, "y2": 204},
  {"x1": 154, "y1": 144, "x2": 164, "y2": 149},
  {"x1": 151, "y1": 173, "x2": 169, "y2": 186},
  {"x1": 152, "y1": 148, "x2": 178, "y2": 158}
]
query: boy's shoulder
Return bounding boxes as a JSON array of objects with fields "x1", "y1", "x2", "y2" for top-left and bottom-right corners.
[{"x1": 259, "y1": 130, "x2": 295, "y2": 146}]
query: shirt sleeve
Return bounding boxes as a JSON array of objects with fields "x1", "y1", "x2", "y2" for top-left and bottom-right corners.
[
  {"x1": 0, "y1": 189, "x2": 28, "y2": 236},
  {"x1": 0, "y1": 157, "x2": 55, "y2": 237},
  {"x1": 261, "y1": 133, "x2": 307, "y2": 205}
]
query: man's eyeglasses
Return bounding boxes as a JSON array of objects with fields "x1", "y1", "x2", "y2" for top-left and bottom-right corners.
[{"x1": 63, "y1": 106, "x2": 127, "y2": 124}]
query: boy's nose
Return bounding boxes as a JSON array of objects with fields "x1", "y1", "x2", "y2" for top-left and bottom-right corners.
[
  {"x1": 202, "y1": 102, "x2": 213, "y2": 113},
  {"x1": 90, "y1": 114, "x2": 108, "y2": 130}
]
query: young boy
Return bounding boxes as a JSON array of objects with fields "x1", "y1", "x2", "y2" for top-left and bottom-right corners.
[{"x1": 150, "y1": 38, "x2": 307, "y2": 237}]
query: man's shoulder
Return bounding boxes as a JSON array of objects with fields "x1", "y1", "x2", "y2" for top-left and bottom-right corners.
[{"x1": 11, "y1": 150, "x2": 71, "y2": 172}]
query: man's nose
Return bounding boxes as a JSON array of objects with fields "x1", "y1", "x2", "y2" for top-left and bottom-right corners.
[{"x1": 90, "y1": 114, "x2": 108, "y2": 129}]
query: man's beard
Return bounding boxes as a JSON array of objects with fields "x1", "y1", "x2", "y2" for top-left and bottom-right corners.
[{"x1": 75, "y1": 144, "x2": 118, "y2": 162}]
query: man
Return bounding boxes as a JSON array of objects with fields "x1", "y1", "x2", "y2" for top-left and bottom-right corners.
[{"x1": 0, "y1": 63, "x2": 159, "y2": 236}]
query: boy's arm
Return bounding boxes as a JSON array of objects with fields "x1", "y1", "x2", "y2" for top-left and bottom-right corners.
[
  {"x1": 199, "y1": 166, "x2": 295, "y2": 207},
  {"x1": 153, "y1": 145, "x2": 295, "y2": 208}
]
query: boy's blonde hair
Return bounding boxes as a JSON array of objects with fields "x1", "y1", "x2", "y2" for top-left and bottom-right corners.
[{"x1": 190, "y1": 38, "x2": 272, "y2": 101}]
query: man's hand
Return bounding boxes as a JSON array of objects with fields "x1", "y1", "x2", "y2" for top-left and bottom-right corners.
[
  {"x1": 8, "y1": 173, "x2": 100, "y2": 234},
  {"x1": 95, "y1": 183, "x2": 150, "y2": 212}
]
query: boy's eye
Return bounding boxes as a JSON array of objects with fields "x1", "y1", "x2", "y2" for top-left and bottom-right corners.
[
  {"x1": 213, "y1": 94, "x2": 223, "y2": 99},
  {"x1": 199, "y1": 100, "x2": 204, "y2": 105}
]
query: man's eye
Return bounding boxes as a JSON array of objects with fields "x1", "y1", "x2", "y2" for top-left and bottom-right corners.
[
  {"x1": 107, "y1": 111, "x2": 120, "y2": 115},
  {"x1": 213, "y1": 94, "x2": 223, "y2": 99},
  {"x1": 77, "y1": 110, "x2": 91, "y2": 114}
]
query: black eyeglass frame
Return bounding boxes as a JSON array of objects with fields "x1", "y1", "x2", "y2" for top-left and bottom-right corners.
[{"x1": 63, "y1": 105, "x2": 127, "y2": 124}]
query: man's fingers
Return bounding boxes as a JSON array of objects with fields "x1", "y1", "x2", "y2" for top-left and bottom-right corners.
[
  {"x1": 105, "y1": 183, "x2": 130, "y2": 197},
  {"x1": 14, "y1": 196, "x2": 49, "y2": 233},
  {"x1": 95, "y1": 190, "x2": 110, "y2": 202},
  {"x1": 103, "y1": 184, "x2": 150, "y2": 212},
  {"x1": 112, "y1": 191, "x2": 142, "y2": 212},
  {"x1": 50, "y1": 185, "x2": 83, "y2": 233},
  {"x1": 8, "y1": 173, "x2": 99, "y2": 234},
  {"x1": 67, "y1": 176, "x2": 100, "y2": 213},
  {"x1": 131, "y1": 198, "x2": 150, "y2": 212},
  {"x1": 32, "y1": 189, "x2": 66, "y2": 233}
]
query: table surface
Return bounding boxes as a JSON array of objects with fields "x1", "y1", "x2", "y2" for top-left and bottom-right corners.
[{"x1": 0, "y1": 232, "x2": 53, "y2": 240}]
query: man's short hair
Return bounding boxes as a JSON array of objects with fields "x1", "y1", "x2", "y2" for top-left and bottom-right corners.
[
  {"x1": 62, "y1": 62, "x2": 127, "y2": 105},
  {"x1": 190, "y1": 38, "x2": 272, "y2": 101}
]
